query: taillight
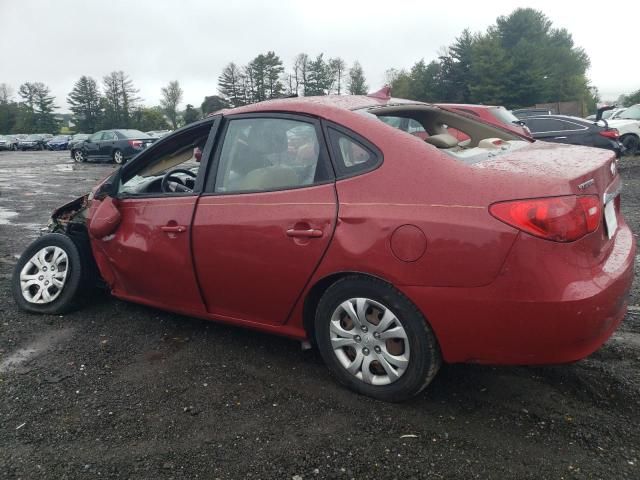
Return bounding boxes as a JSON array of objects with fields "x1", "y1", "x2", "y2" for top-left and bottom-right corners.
[
  {"x1": 489, "y1": 195, "x2": 601, "y2": 242},
  {"x1": 128, "y1": 140, "x2": 143, "y2": 148},
  {"x1": 599, "y1": 129, "x2": 619, "y2": 139}
]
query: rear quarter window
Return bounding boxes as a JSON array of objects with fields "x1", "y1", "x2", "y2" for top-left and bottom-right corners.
[{"x1": 326, "y1": 125, "x2": 382, "y2": 179}]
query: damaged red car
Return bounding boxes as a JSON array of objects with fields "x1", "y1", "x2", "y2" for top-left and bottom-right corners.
[{"x1": 12, "y1": 92, "x2": 635, "y2": 401}]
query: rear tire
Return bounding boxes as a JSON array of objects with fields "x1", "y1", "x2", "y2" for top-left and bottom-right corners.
[
  {"x1": 622, "y1": 135, "x2": 639, "y2": 156},
  {"x1": 113, "y1": 149, "x2": 124, "y2": 164},
  {"x1": 12, "y1": 233, "x2": 89, "y2": 314},
  {"x1": 314, "y1": 275, "x2": 441, "y2": 402}
]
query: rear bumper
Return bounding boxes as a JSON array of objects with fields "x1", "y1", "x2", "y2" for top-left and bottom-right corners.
[{"x1": 403, "y1": 222, "x2": 636, "y2": 365}]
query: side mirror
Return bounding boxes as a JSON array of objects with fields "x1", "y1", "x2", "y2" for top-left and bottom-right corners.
[{"x1": 89, "y1": 196, "x2": 121, "y2": 238}]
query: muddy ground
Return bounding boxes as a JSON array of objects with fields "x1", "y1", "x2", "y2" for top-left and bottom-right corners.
[{"x1": 0, "y1": 150, "x2": 639, "y2": 480}]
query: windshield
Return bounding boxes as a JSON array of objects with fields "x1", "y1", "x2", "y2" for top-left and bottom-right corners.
[
  {"x1": 619, "y1": 105, "x2": 640, "y2": 120},
  {"x1": 72, "y1": 134, "x2": 89, "y2": 140},
  {"x1": 492, "y1": 107, "x2": 519, "y2": 124},
  {"x1": 118, "y1": 129, "x2": 148, "y2": 139}
]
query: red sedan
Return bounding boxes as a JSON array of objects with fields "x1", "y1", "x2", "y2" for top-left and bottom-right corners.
[{"x1": 12, "y1": 94, "x2": 635, "y2": 401}]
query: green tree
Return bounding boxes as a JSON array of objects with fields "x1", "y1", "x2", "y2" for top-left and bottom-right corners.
[
  {"x1": 246, "y1": 51, "x2": 285, "y2": 102},
  {"x1": 347, "y1": 61, "x2": 368, "y2": 95},
  {"x1": 304, "y1": 54, "x2": 331, "y2": 96},
  {"x1": 201, "y1": 95, "x2": 230, "y2": 115},
  {"x1": 623, "y1": 89, "x2": 640, "y2": 106},
  {"x1": 183, "y1": 104, "x2": 200, "y2": 125},
  {"x1": 0, "y1": 83, "x2": 18, "y2": 134},
  {"x1": 160, "y1": 80, "x2": 183, "y2": 129},
  {"x1": 17, "y1": 82, "x2": 57, "y2": 133},
  {"x1": 218, "y1": 62, "x2": 246, "y2": 107},
  {"x1": 130, "y1": 106, "x2": 169, "y2": 131},
  {"x1": 67, "y1": 76, "x2": 102, "y2": 133},
  {"x1": 102, "y1": 71, "x2": 140, "y2": 128}
]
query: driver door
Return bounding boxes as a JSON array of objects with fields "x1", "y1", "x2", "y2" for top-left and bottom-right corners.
[
  {"x1": 92, "y1": 119, "x2": 219, "y2": 315},
  {"x1": 84, "y1": 132, "x2": 103, "y2": 157}
]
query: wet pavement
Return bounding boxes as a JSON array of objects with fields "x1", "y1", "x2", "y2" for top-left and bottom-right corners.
[{"x1": 0, "y1": 150, "x2": 639, "y2": 479}]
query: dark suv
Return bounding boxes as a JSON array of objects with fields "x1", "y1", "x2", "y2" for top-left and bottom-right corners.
[{"x1": 72, "y1": 129, "x2": 156, "y2": 164}]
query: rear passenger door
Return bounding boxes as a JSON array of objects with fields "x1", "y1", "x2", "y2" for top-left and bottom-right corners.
[
  {"x1": 191, "y1": 114, "x2": 337, "y2": 326},
  {"x1": 99, "y1": 131, "x2": 118, "y2": 157},
  {"x1": 526, "y1": 118, "x2": 589, "y2": 145}
]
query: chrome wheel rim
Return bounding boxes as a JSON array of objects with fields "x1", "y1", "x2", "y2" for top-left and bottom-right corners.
[
  {"x1": 74, "y1": 150, "x2": 84, "y2": 162},
  {"x1": 20, "y1": 246, "x2": 69, "y2": 304},
  {"x1": 330, "y1": 298, "x2": 410, "y2": 386},
  {"x1": 113, "y1": 151, "x2": 123, "y2": 164}
]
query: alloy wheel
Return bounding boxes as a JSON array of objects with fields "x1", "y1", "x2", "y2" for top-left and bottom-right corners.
[
  {"x1": 330, "y1": 297, "x2": 410, "y2": 386},
  {"x1": 19, "y1": 246, "x2": 69, "y2": 304},
  {"x1": 113, "y1": 150, "x2": 123, "y2": 164}
]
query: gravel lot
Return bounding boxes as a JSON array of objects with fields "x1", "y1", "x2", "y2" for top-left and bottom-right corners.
[{"x1": 1, "y1": 150, "x2": 639, "y2": 479}]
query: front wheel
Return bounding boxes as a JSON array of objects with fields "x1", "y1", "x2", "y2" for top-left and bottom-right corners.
[
  {"x1": 12, "y1": 234, "x2": 87, "y2": 314},
  {"x1": 73, "y1": 149, "x2": 86, "y2": 163},
  {"x1": 622, "y1": 135, "x2": 639, "y2": 157},
  {"x1": 112, "y1": 149, "x2": 124, "y2": 164},
  {"x1": 314, "y1": 276, "x2": 441, "y2": 402}
]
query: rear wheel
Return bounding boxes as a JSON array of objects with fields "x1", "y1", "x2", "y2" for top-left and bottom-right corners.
[
  {"x1": 314, "y1": 276, "x2": 441, "y2": 402},
  {"x1": 622, "y1": 135, "x2": 639, "y2": 156},
  {"x1": 113, "y1": 149, "x2": 124, "y2": 164},
  {"x1": 12, "y1": 234, "x2": 88, "y2": 314}
]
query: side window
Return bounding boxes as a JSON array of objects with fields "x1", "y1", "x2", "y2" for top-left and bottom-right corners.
[
  {"x1": 103, "y1": 132, "x2": 116, "y2": 141},
  {"x1": 88, "y1": 132, "x2": 103, "y2": 142},
  {"x1": 119, "y1": 123, "x2": 212, "y2": 196},
  {"x1": 327, "y1": 126, "x2": 381, "y2": 178},
  {"x1": 214, "y1": 117, "x2": 331, "y2": 193}
]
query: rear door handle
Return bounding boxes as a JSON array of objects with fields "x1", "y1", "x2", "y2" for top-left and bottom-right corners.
[
  {"x1": 286, "y1": 228, "x2": 323, "y2": 238},
  {"x1": 161, "y1": 225, "x2": 187, "y2": 233}
]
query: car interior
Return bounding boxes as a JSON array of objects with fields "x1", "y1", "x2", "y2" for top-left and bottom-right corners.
[{"x1": 364, "y1": 105, "x2": 532, "y2": 163}]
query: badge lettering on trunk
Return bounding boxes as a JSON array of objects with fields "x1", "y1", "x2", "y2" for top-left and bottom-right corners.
[{"x1": 578, "y1": 179, "x2": 595, "y2": 190}]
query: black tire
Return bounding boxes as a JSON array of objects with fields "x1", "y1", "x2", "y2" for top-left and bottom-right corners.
[
  {"x1": 72, "y1": 149, "x2": 86, "y2": 163},
  {"x1": 112, "y1": 149, "x2": 124, "y2": 164},
  {"x1": 12, "y1": 233, "x2": 89, "y2": 314},
  {"x1": 622, "y1": 135, "x2": 639, "y2": 157},
  {"x1": 314, "y1": 275, "x2": 441, "y2": 402}
]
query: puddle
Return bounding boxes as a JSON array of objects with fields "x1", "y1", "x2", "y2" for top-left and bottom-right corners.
[
  {"x1": 53, "y1": 164, "x2": 74, "y2": 172},
  {"x1": 0, "y1": 207, "x2": 18, "y2": 225},
  {"x1": 0, "y1": 328, "x2": 75, "y2": 373}
]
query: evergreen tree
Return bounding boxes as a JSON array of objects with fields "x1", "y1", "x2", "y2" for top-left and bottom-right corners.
[
  {"x1": 218, "y1": 62, "x2": 246, "y2": 107},
  {"x1": 130, "y1": 106, "x2": 169, "y2": 131},
  {"x1": 304, "y1": 54, "x2": 331, "y2": 96},
  {"x1": 201, "y1": 95, "x2": 230, "y2": 115},
  {"x1": 102, "y1": 71, "x2": 140, "y2": 128},
  {"x1": 246, "y1": 51, "x2": 285, "y2": 102},
  {"x1": 347, "y1": 61, "x2": 368, "y2": 95},
  {"x1": 183, "y1": 104, "x2": 200, "y2": 124},
  {"x1": 67, "y1": 76, "x2": 102, "y2": 133},
  {"x1": 160, "y1": 80, "x2": 183, "y2": 129}
]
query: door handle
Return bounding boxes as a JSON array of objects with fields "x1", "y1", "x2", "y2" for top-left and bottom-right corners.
[
  {"x1": 554, "y1": 136, "x2": 567, "y2": 139},
  {"x1": 286, "y1": 228, "x2": 323, "y2": 238},
  {"x1": 161, "y1": 225, "x2": 187, "y2": 233}
]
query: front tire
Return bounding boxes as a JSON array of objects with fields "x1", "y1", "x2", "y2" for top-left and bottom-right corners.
[
  {"x1": 314, "y1": 276, "x2": 441, "y2": 402},
  {"x1": 12, "y1": 234, "x2": 87, "y2": 314},
  {"x1": 112, "y1": 149, "x2": 124, "y2": 164},
  {"x1": 73, "y1": 149, "x2": 86, "y2": 163},
  {"x1": 622, "y1": 135, "x2": 639, "y2": 157}
]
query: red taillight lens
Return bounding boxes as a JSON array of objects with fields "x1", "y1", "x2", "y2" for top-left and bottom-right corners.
[
  {"x1": 128, "y1": 140, "x2": 143, "y2": 148},
  {"x1": 599, "y1": 129, "x2": 619, "y2": 139},
  {"x1": 489, "y1": 195, "x2": 601, "y2": 242}
]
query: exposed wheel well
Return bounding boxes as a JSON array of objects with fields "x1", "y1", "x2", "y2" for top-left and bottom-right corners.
[{"x1": 302, "y1": 271, "x2": 395, "y2": 344}]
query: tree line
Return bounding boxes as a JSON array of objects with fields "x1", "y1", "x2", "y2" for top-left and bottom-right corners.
[{"x1": 1, "y1": 8, "x2": 639, "y2": 135}]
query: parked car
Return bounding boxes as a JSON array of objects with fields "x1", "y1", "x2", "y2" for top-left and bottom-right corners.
[
  {"x1": 46, "y1": 135, "x2": 72, "y2": 151},
  {"x1": 68, "y1": 133, "x2": 90, "y2": 157},
  {"x1": 523, "y1": 115, "x2": 624, "y2": 156},
  {"x1": 436, "y1": 104, "x2": 532, "y2": 138},
  {"x1": 607, "y1": 104, "x2": 640, "y2": 156},
  {"x1": 512, "y1": 107, "x2": 552, "y2": 119},
  {"x1": 12, "y1": 94, "x2": 634, "y2": 402},
  {"x1": 72, "y1": 129, "x2": 156, "y2": 164},
  {"x1": 18, "y1": 134, "x2": 48, "y2": 150},
  {"x1": 0, "y1": 135, "x2": 18, "y2": 151},
  {"x1": 586, "y1": 107, "x2": 626, "y2": 122}
]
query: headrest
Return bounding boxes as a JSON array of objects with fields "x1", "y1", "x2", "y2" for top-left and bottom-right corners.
[
  {"x1": 425, "y1": 133, "x2": 459, "y2": 149},
  {"x1": 247, "y1": 123, "x2": 288, "y2": 155}
]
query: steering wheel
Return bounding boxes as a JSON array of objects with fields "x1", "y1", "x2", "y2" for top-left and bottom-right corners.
[{"x1": 161, "y1": 168, "x2": 197, "y2": 193}]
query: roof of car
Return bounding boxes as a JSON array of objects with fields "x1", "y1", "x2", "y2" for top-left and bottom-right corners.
[
  {"x1": 220, "y1": 95, "x2": 425, "y2": 117},
  {"x1": 525, "y1": 114, "x2": 592, "y2": 124},
  {"x1": 435, "y1": 103, "x2": 500, "y2": 109}
]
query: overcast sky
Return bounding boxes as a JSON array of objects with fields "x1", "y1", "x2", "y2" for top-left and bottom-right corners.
[{"x1": 2, "y1": 0, "x2": 638, "y2": 112}]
